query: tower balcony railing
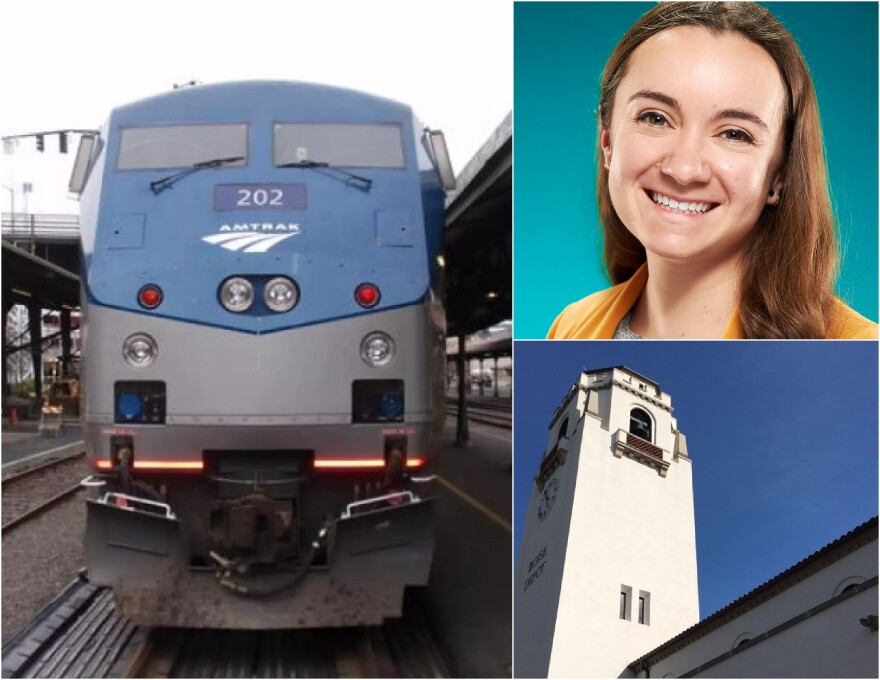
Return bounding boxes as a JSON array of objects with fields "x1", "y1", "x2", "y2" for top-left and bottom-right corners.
[
  {"x1": 625, "y1": 432, "x2": 663, "y2": 460},
  {"x1": 613, "y1": 429, "x2": 670, "y2": 477}
]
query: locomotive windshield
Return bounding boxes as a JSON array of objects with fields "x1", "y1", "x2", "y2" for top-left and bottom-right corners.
[
  {"x1": 273, "y1": 123, "x2": 404, "y2": 168},
  {"x1": 118, "y1": 123, "x2": 248, "y2": 170}
]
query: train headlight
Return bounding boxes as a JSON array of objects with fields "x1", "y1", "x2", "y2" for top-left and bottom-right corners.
[
  {"x1": 360, "y1": 332, "x2": 395, "y2": 368},
  {"x1": 264, "y1": 277, "x2": 299, "y2": 312},
  {"x1": 219, "y1": 277, "x2": 254, "y2": 312},
  {"x1": 123, "y1": 333, "x2": 158, "y2": 368}
]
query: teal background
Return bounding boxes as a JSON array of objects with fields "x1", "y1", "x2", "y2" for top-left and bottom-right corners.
[{"x1": 513, "y1": 2, "x2": 879, "y2": 337}]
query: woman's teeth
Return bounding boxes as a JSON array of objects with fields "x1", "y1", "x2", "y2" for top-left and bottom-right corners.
[{"x1": 652, "y1": 192, "x2": 711, "y2": 214}]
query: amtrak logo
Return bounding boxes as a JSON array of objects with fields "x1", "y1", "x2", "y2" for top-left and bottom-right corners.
[{"x1": 202, "y1": 223, "x2": 302, "y2": 253}]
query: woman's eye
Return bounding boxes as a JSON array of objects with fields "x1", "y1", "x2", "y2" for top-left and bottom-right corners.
[
  {"x1": 637, "y1": 111, "x2": 669, "y2": 127},
  {"x1": 720, "y1": 128, "x2": 755, "y2": 145}
]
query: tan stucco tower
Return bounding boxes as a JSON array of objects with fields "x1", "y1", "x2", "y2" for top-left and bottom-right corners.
[{"x1": 515, "y1": 367, "x2": 700, "y2": 678}]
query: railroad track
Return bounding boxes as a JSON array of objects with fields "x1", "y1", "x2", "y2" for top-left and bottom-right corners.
[
  {"x1": 1, "y1": 453, "x2": 88, "y2": 535},
  {"x1": 446, "y1": 399, "x2": 511, "y2": 429},
  {"x1": 2, "y1": 576, "x2": 451, "y2": 678}
]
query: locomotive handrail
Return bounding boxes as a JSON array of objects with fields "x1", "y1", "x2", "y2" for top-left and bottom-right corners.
[
  {"x1": 408, "y1": 474, "x2": 438, "y2": 484},
  {"x1": 97, "y1": 492, "x2": 177, "y2": 519},
  {"x1": 341, "y1": 490, "x2": 419, "y2": 519}
]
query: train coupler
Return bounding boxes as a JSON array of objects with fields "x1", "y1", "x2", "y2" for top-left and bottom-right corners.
[
  {"x1": 214, "y1": 515, "x2": 333, "y2": 597},
  {"x1": 209, "y1": 550, "x2": 249, "y2": 575}
]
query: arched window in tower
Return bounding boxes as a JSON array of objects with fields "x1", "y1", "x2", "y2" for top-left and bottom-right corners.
[
  {"x1": 556, "y1": 417, "x2": 569, "y2": 445},
  {"x1": 630, "y1": 408, "x2": 652, "y2": 442}
]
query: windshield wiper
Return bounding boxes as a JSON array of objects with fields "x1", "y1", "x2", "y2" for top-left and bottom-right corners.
[
  {"x1": 277, "y1": 160, "x2": 372, "y2": 192},
  {"x1": 149, "y1": 156, "x2": 244, "y2": 195}
]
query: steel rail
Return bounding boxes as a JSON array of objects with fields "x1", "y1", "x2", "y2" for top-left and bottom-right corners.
[
  {"x1": 1, "y1": 450, "x2": 85, "y2": 487},
  {"x1": 1, "y1": 482, "x2": 84, "y2": 534},
  {"x1": 446, "y1": 406, "x2": 512, "y2": 429},
  {"x1": 3, "y1": 580, "x2": 453, "y2": 678}
]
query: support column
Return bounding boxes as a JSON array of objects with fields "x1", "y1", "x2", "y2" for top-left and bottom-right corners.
[
  {"x1": 494, "y1": 355, "x2": 500, "y2": 398},
  {"x1": 2, "y1": 301, "x2": 12, "y2": 398},
  {"x1": 455, "y1": 334, "x2": 469, "y2": 446},
  {"x1": 478, "y1": 357, "x2": 485, "y2": 397},
  {"x1": 27, "y1": 303, "x2": 42, "y2": 405},
  {"x1": 61, "y1": 309, "x2": 72, "y2": 378}
]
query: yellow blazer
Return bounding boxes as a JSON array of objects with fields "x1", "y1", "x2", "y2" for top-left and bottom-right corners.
[{"x1": 547, "y1": 264, "x2": 878, "y2": 340}]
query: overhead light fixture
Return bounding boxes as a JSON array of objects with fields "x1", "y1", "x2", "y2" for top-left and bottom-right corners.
[{"x1": 11, "y1": 288, "x2": 31, "y2": 297}]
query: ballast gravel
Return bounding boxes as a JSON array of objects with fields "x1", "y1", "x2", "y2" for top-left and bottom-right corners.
[{"x1": 2, "y1": 458, "x2": 91, "y2": 644}]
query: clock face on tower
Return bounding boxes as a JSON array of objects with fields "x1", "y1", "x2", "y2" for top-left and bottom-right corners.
[{"x1": 538, "y1": 477, "x2": 559, "y2": 521}]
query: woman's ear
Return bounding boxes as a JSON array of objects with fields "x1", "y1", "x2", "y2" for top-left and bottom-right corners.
[
  {"x1": 767, "y1": 172, "x2": 785, "y2": 205},
  {"x1": 600, "y1": 125, "x2": 612, "y2": 170}
]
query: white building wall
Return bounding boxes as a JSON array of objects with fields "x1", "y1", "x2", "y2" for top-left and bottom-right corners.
[
  {"x1": 646, "y1": 541, "x2": 878, "y2": 678},
  {"x1": 515, "y1": 368, "x2": 700, "y2": 678},
  {"x1": 690, "y1": 585, "x2": 877, "y2": 678},
  {"x1": 515, "y1": 379, "x2": 589, "y2": 677},
  {"x1": 647, "y1": 542, "x2": 875, "y2": 676}
]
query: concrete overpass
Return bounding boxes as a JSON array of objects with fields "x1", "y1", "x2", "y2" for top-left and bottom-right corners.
[
  {"x1": 441, "y1": 112, "x2": 512, "y2": 444},
  {"x1": 443, "y1": 112, "x2": 512, "y2": 337},
  {"x1": 2, "y1": 239, "x2": 79, "y2": 405}
]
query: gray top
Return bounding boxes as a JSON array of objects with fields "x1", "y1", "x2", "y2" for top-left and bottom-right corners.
[{"x1": 613, "y1": 310, "x2": 643, "y2": 340}]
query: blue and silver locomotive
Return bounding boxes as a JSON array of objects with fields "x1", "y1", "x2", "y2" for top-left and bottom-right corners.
[{"x1": 74, "y1": 81, "x2": 454, "y2": 628}]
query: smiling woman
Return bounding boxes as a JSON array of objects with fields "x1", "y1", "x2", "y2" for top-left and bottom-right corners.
[{"x1": 526, "y1": 2, "x2": 877, "y2": 339}]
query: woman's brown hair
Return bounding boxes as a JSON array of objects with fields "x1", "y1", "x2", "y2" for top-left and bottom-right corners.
[{"x1": 597, "y1": 2, "x2": 837, "y2": 338}]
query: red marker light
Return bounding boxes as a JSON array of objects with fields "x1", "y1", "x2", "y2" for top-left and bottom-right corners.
[
  {"x1": 355, "y1": 283, "x2": 380, "y2": 308},
  {"x1": 313, "y1": 457, "x2": 425, "y2": 470},
  {"x1": 138, "y1": 285, "x2": 163, "y2": 309}
]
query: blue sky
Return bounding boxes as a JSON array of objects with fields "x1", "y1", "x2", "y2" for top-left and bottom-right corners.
[{"x1": 513, "y1": 341, "x2": 878, "y2": 619}]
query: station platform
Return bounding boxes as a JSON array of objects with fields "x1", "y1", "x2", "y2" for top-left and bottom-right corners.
[{"x1": 1, "y1": 417, "x2": 83, "y2": 474}]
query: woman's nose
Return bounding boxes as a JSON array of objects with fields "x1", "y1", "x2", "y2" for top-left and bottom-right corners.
[{"x1": 660, "y1": 135, "x2": 711, "y2": 185}]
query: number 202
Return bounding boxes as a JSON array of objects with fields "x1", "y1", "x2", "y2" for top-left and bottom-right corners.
[{"x1": 237, "y1": 188, "x2": 284, "y2": 207}]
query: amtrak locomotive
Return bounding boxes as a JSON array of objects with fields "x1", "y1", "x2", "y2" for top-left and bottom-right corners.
[{"x1": 74, "y1": 81, "x2": 455, "y2": 628}]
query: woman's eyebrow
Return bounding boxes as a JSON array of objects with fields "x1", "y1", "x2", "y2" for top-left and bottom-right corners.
[
  {"x1": 628, "y1": 90, "x2": 770, "y2": 133},
  {"x1": 628, "y1": 90, "x2": 679, "y2": 108},
  {"x1": 713, "y1": 108, "x2": 769, "y2": 133}
]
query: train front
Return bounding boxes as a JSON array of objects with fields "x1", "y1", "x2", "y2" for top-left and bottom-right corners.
[{"x1": 77, "y1": 82, "x2": 452, "y2": 628}]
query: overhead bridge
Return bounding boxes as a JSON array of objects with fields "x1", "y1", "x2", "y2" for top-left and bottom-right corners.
[
  {"x1": 2, "y1": 214, "x2": 81, "y2": 279},
  {"x1": 441, "y1": 113, "x2": 512, "y2": 444},
  {"x1": 2, "y1": 237, "x2": 80, "y2": 407},
  {"x1": 443, "y1": 112, "x2": 512, "y2": 337}
]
